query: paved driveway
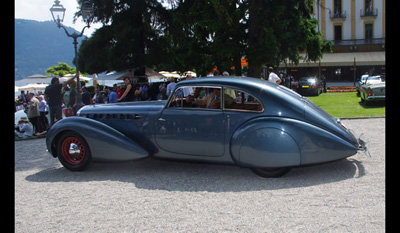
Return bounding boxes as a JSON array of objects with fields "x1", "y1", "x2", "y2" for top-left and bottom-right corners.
[{"x1": 15, "y1": 118, "x2": 385, "y2": 232}]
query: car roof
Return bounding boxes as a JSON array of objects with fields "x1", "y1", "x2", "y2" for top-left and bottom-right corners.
[
  {"x1": 176, "y1": 76, "x2": 303, "y2": 103},
  {"x1": 177, "y1": 76, "x2": 274, "y2": 90}
]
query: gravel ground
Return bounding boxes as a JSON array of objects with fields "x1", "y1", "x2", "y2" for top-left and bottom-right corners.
[{"x1": 15, "y1": 118, "x2": 385, "y2": 232}]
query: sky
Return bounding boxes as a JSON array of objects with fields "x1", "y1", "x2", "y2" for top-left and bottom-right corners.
[{"x1": 15, "y1": 0, "x2": 102, "y2": 37}]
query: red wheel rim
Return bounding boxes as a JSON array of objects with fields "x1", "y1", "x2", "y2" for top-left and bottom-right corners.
[{"x1": 61, "y1": 137, "x2": 86, "y2": 165}]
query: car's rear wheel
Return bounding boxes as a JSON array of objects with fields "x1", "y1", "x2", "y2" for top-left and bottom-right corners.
[
  {"x1": 57, "y1": 132, "x2": 92, "y2": 171},
  {"x1": 251, "y1": 167, "x2": 291, "y2": 178}
]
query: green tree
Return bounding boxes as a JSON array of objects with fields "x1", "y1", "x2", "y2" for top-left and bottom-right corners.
[
  {"x1": 77, "y1": 0, "x2": 170, "y2": 73},
  {"x1": 155, "y1": 0, "x2": 247, "y2": 76},
  {"x1": 246, "y1": 0, "x2": 331, "y2": 78},
  {"x1": 77, "y1": 0, "x2": 329, "y2": 78},
  {"x1": 46, "y1": 62, "x2": 76, "y2": 77}
]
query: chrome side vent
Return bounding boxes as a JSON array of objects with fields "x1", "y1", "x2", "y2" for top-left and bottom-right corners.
[{"x1": 81, "y1": 113, "x2": 134, "y2": 120}]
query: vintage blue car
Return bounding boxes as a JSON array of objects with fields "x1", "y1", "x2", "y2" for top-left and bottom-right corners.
[{"x1": 46, "y1": 77, "x2": 366, "y2": 177}]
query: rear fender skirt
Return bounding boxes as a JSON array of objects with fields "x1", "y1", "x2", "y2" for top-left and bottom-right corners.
[
  {"x1": 230, "y1": 117, "x2": 358, "y2": 168},
  {"x1": 231, "y1": 126, "x2": 301, "y2": 168},
  {"x1": 46, "y1": 117, "x2": 149, "y2": 161}
]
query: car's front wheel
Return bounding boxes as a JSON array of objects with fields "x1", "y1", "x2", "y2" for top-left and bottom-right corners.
[
  {"x1": 57, "y1": 131, "x2": 92, "y2": 171},
  {"x1": 251, "y1": 167, "x2": 291, "y2": 178}
]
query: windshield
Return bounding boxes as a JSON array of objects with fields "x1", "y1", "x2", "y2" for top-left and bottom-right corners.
[
  {"x1": 366, "y1": 76, "x2": 384, "y2": 83},
  {"x1": 360, "y1": 75, "x2": 368, "y2": 81}
]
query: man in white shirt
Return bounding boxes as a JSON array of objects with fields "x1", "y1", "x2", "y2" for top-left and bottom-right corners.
[
  {"x1": 166, "y1": 78, "x2": 177, "y2": 97},
  {"x1": 267, "y1": 67, "x2": 282, "y2": 85},
  {"x1": 182, "y1": 74, "x2": 193, "y2": 97}
]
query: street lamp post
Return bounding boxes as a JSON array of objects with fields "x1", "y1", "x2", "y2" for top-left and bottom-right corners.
[{"x1": 50, "y1": 0, "x2": 94, "y2": 111}]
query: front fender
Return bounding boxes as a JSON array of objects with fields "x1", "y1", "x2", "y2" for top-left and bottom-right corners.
[
  {"x1": 46, "y1": 117, "x2": 149, "y2": 161},
  {"x1": 230, "y1": 117, "x2": 358, "y2": 168}
]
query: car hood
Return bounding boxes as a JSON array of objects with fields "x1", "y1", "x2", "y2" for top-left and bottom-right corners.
[
  {"x1": 367, "y1": 82, "x2": 385, "y2": 89},
  {"x1": 77, "y1": 100, "x2": 167, "y2": 118}
]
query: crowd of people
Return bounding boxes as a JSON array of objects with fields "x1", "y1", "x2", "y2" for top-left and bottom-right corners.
[
  {"x1": 15, "y1": 90, "x2": 49, "y2": 139},
  {"x1": 14, "y1": 74, "x2": 193, "y2": 139}
]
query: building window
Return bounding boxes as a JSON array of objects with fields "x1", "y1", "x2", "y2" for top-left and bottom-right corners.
[
  {"x1": 330, "y1": 0, "x2": 346, "y2": 19},
  {"x1": 334, "y1": 25, "x2": 342, "y2": 41},
  {"x1": 365, "y1": 23, "x2": 373, "y2": 40},
  {"x1": 365, "y1": 0, "x2": 373, "y2": 15},
  {"x1": 361, "y1": 0, "x2": 377, "y2": 18},
  {"x1": 334, "y1": 0, "x2": 342, "y2": 15}
]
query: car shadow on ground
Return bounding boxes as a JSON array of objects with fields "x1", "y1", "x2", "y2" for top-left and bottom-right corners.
[
  {"x1": 25, "y1": 157, "x2": 365, "y2": 192},
  {"x1": 358, "y1": 100, "x2": 385, "y2": 108}
]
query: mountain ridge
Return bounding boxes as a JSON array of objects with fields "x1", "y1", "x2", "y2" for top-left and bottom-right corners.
[{"x1": 15, "y1": 19, "x2": 86, "y2": 80}]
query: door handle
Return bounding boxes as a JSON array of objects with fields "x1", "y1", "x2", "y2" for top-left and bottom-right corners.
[
  {"x1": 134, "y1": 114, "x2": 141, "y2": 119},
  {"x1": 158, "y1": 118, "x2": 167, "y2": 122}
]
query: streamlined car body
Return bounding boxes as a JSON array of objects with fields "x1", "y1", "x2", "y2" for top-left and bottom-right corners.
[{"x1": 46, "y1": 77, "x2": 366, "y2": 177}]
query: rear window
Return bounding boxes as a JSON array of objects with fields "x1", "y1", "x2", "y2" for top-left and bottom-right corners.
[
  {"x1": 299, "y1": 77, "x2": 317, "y2": 82},
  {"x1": 223, "y1": 87, "x2": 263, "y2": 112}
]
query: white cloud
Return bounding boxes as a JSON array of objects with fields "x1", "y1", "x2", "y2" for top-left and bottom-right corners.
[{"x1": 15, "y1": 0, "x2": 101, "y2": 37}]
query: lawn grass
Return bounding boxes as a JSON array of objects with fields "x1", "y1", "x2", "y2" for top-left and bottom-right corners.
[{"x1": 306, "y1": 92, "x2": 385, "y2": 118}]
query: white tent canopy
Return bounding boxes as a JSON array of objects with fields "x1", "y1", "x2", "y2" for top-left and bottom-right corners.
[
  {"x1": 96, "y1": 70, "x2": 131, "y2": 80},
  {"x1": 18, "y1": 83, "x2": 48, "y2": 91},
  {"x1": 95, "y1": 67, "x2": 168, "y2": 85},
  {"x1": 159, "y1": 71, "x2": 181, "y2": 79},
  {"x1": 15, "y1": 78, "x2": 51, "y2": 86},
  {"x1": 97, "y1": 67, "x2": 167, "y2": 80},
  {"x1": 27, "y1": 74, "x2": 47, "y2": 79},
  {"x1": 15, "y1": 74, "x2": 91, "y2": 87},
  {"x1": 61, "y1": 73, "x2": 92, "y2": 81}
]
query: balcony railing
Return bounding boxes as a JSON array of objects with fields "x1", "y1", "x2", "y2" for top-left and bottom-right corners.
[
  {"x1": 329, "y1": 10, "x2": 346, "y2": 20},
  {"x1": 330, "y1": 38, "x2": 385, "y2": 47},
  {"x1": 360, "y1": 8, "x2": 378, "y2": 18}
]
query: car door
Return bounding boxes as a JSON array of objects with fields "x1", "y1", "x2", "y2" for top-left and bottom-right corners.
[
  {"x1": 222, "y1": 87, "x2": 265, "y2": 142},
  {"x1": 155, "y1": 86, "x2": 225, "y2": 157}
]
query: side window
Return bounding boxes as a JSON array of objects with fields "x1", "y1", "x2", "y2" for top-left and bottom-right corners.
[
  {"x1": 167, "y1": 86, "x2": 222, "y2": 110},
  {"x1": 223, "y1": 88, "x2": 264, "y2": 112},
  {"x1": 167, "y1": 87, "x2": 184, "y2": 108}
]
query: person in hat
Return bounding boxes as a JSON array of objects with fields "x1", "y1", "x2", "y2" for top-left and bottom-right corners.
[{"x1": 15, "y1": 116, "x2": 34, "y2": 139}]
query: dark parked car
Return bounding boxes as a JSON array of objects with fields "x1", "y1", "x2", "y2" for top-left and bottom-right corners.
[
  {"x1": 360, "y1": 75, "x2": 385, "y2": 105},
  {"x1": 295, "y1": 77, "x2": 324, "y2": 96},
  {"x1": 46, "y1": 77, "x2": 366, "y2": 177}
]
